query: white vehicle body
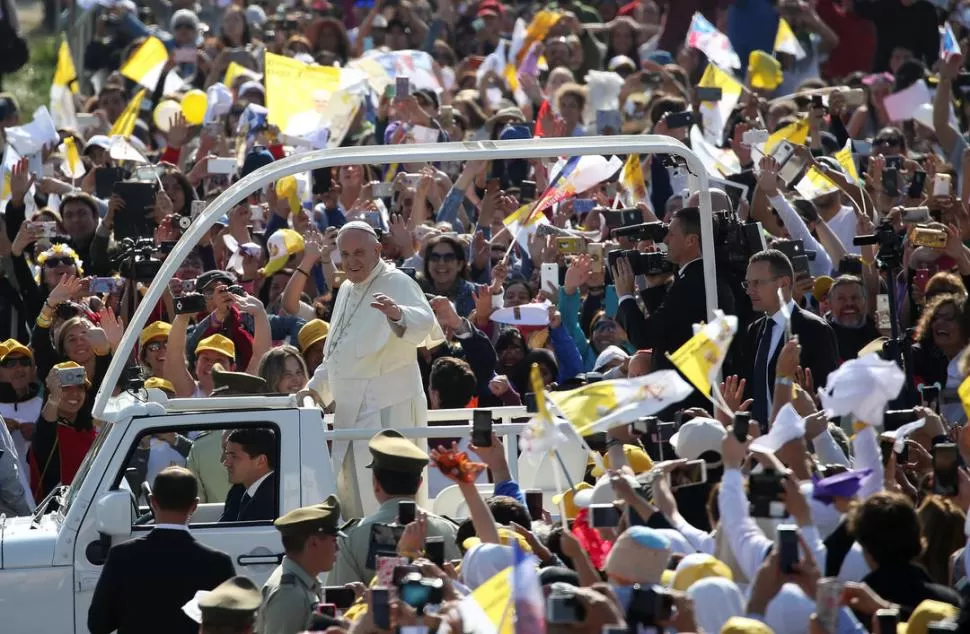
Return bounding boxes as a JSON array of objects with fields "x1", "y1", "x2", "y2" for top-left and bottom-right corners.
[{"x1": 0, "y1": 135, "x2": 715, "y2": 633}]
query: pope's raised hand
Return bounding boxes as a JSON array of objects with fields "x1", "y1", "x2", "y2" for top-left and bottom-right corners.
[{"x1": 371, "y1": 293, "x2": 403, "y2": 321}]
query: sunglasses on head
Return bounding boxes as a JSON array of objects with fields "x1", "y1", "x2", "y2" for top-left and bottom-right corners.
[
  {"x1": 44, "y1": 256, "x2": 75, "y2": 268},
  {"x1": 0, "y1": 356, "x2": 32, "y2": 368},
  {"x1": 428, "y1": 252, "x2": 459, "y2": 263}
]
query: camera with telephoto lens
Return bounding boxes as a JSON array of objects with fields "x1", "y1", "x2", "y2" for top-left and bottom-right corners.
[
  {"x1": 396, "y1": 573, "x2": 444, "y2": 614},
  {"x1": 611, "y1": 221, "x2": 669, "y2": 242},
  {"x1": 113, "y1": 237, "x2": 163, "y2": 282},
  {"x1": 853, "y1": 222, "x2": 903, "y2": 267},
  {"x1": 712, "y1": 211, "x2": 767, "y2": 274},
  {"x1": 748, "y1": 469, "x2": 788, "y2": 518}
]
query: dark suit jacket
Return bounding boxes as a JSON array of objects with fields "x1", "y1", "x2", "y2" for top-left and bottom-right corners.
[
  {"x1": 220, "y1": 472, "x2": 278, "y2": 522},
  {"x1": 742, "y1": 303, "x2": 839, "y2": 407},
  {"x1": 616, "y1": 258, "x2": 737, "y2": 366},
  {"x1": 88, "y1": 528, "x2": 235, "y2": 634}
]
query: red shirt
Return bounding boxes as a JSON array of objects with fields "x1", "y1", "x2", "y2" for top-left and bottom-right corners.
[{"x1": 817, "y1": 0, "x2": 876, "y2": 79}]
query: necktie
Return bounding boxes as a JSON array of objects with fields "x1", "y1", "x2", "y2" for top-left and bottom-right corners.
[
  {"x1": 753, "y1": 318, "x2": 775, "y2": 431},
  {"x1": 238, "y1": 491, "x2": 253, "y2": 520}
]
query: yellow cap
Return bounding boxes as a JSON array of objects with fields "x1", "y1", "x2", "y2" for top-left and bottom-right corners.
[
  {"x1": 812, "y1": 276, "x2": 834, "y2": 302},
  {"x1": 462, "y1": 527, "x2": 532, "y2": 553},
  {"x1": 298, "y1": 319, "x2": 330, "y2": 352},
  {"x1": 0, "y1": 338, "x2": 33, "y2": 361},
  {"x1": 196, "y1": 334, "x2": 235, "y2": 360},
  {"x1": 721, "y1": 617, "x2": 774, "y2": 634},
  {"x1": 671, "y1": 554, "x2": 733, "y2": 591},
  {"x1": 551, "y1": 482, "x2": 593, "y2": 520},
  {"x1": 140, "y1": 321, "x2": 172, "y2": 347},
  {"x1": 898, "y1": 600, "x2": 959, "y2": 634},
  {"x1": 590, "y1": 444, "x2": 654, "y2": 476},
  {"x1": 144, "y1": 377, "x2": 176, "y2": 394}
]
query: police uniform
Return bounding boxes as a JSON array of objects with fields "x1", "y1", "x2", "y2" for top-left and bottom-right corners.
[
  {"x1": 327, "y1": 430, "x2": 461, "y2": 586},
  {"x1": 257, "y1": 495, "x2": 342, "y2": 634},
  {"x1": 198, "y1": 576, "x2": 262, "y2": 634},
  {"x1": 212, "y1": 365, "x2": 268, "y2": 395}
]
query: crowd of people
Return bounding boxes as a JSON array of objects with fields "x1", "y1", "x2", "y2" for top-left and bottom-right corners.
[{"x1": 4, "y1": 0, "x2": 970, "y2": 632}]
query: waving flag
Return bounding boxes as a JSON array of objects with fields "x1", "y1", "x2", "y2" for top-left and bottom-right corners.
[
  {"x1": 109, "y1": 89, "x2": 147, "y2": 138},
  {"x1": 774, "y1": 18, "x2": 806, "y2": 59},
  {"x1": 668, "y1": 310, "x2": 738, "y2": 396},
  {"x1": 619, "y1": 153, "x2": 648, "y2": 205},
  {"x1": 121, "y1": 36, "x2": 184, "y2": 93},
  {"x1": 60, "y1": 137, "x2": 85, "y2": 180},
  {"x1": 794, "y1": 166, "x2": 838, "y2": 200},
  {"x1": 686, "y1": 12, "x2": 741, "y2": 69},
  {"x1": 514, "y1": 10, "x2": 561, "y2": 66},
  {"x1": 748, "y1": 50, "x2": 783, "y2": 91},
  {"x1": 512, "y1": 541, "x2": 545, "y2": 634},
  {"x1": 941, "y1": 22, "x2": 961, "y2": 61},
  {"x1": 50, "y1": 39, "x2": 79, "y2": 130},
  {"x1": 535, "y1": 155, "x2": 622, "y2": 215},
  {"x1": 698, "y1": 62, "x2": 743, "y2": 144},
  {"x1": 522, "y1": 364, "x2": 569, "y2": 457},
  {"x1": 834, "y1": 139, "x2": 859, "y2": 183},
  {"x1": 765, "y1": 118, "x2": 810, "y2": 153},
  {"x1": 549, "y1": 371, "x2": 693, "y2": 436},
  {"x1": 502, "y1": 202, "x2": 549, "y2": 251}
]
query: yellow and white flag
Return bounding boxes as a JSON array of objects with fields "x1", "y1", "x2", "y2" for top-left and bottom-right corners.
[
  {"x1": 619, "y1": 153, "x2": 648, "y2": 206},
  {"x1": 834, "y1": 139, "x2": 859, "y2": 183},
  {"x1": 765, "y1": 118, "x2": 810, "y2": 153},
  {"x1": 774, "y1": 18, "x2": 806, "y2": 60},
  {"x1": 513, "y1": 10, "x2": 561, "y2": 66},
  {"x1": 667, "y1": 310, "x2": 739, "y2": 396},
  {"x1": 698, "y1": 62, "x2": 744, "y2": 144},
  {"x1": 50, "y1": 39, "x2": 79, "y2": 130},
  {"x1": 121, "y1": 37, "x2": 183, "y2": 93},
  {"x1": 109, "y1": 89, "x2": 147, "y2": 138},
  {"x1": 502, "y1": 202, "x2": 549, "y2": 252},
  {"x1": 60, "y1": 137, "x2": 85, "y2": 180},
  {"x1": 522, "y1": 364, "x2": 569, "y2": 457},
  {"x1": 794, "y1": 166, "x2": 838, "y2": 200},
  {"x1": 551, "y1": 370, "x2": 694, "y2": 436}
]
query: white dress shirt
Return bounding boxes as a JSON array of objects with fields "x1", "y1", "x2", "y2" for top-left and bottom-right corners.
[
  {"x1": 758, "y1": 299, "x2": 798, "y2": 405},
  {"x1": 246, "y1": 471, "x2": 274, "y2": 498}
]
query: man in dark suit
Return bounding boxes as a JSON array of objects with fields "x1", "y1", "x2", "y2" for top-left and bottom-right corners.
[
  {"x1": 614, "y1": 205, "x2": 737, "y2": 368},
  {"x1": 88, "y1": 466, "x2": 236, "y2": 634},
  {"x1": 742, "y1": 249, "x2": 839, "y2": 427},
  {"x1": 220, "y1": 427, "x2": 278, "y2": 522}
]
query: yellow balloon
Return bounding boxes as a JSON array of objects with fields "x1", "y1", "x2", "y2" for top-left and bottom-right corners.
[{"x1": 181, "y1": 89, "x2": 208, "y2": 125}]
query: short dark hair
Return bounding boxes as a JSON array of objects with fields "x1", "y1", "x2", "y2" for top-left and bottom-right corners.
[
  {"x1": 281, "y1": 529, "x2": 331, "y2": 554},
  {"x1": 847, "y1": 491, "x2": 922, "y2": 567},
  {"x1": 749, "y1": 249, "x2": 794, "y2": 281},
  {"x1": 60, "y1": 192, "x2": 100, "y2": 219},
  {"x1": 152, "y1": 466, "x2": 199, "y2": 511},
  {"x1": 373, "y1": 467, "x2": 422, "y2": 496},
  {"x1": 227, "y1": 428, "x2": 277, "y2": 470},
  {"x1": 830, "y1": 275, "x2": 864, "y2": 295},
  {"x1": 672, "y1": 206, "x2": 701, "y2": 239},
  {"x1": 487, "y1": 495, "x2": 531, "y2": 530},
  {"x1": 430, "y1": 357, "x2": 477, "y2": 409}
]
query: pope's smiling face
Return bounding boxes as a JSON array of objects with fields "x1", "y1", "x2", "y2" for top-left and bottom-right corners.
[{"x1": 338, "y1": 228, "x2": 382, "y2": 283}]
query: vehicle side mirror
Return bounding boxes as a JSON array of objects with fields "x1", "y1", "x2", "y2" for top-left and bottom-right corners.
[{"x1": 95, "y1": 491, "x2": 133, "y2": 539}]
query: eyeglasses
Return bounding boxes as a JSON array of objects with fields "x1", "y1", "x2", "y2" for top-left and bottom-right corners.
[
  {"x1": 741, "y1": 276, "x2": 781, "y2": 290},
  {"x1": 145, "y1": 341, "x2": 167, "y2": 353},
  {"x1": 0, "y1": 357, "x2": 31, "y2": 368},
  {"x1": 428, "y1": 252, "x2": 459, "y2": 263},
  {"x1": 44, "y1": 256, "x2": 75, "y2": 268}
]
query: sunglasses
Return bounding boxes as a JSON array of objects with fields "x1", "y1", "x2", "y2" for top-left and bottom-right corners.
[
  {"x1": 428, "y1": 252, "x2": 459, "y2": 263},
  {"x1": 0, "y1": 357, "x2": 31, "y2": 368},
  {"x1": 145, "y1": 341, "x2": 167, "y2": 353},
  {"x1": 44, "y1": 256, "x2": 75, "y2": 268}
]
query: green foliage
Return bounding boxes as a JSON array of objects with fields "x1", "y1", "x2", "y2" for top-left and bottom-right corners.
[{"x1": 5, "y1": 35, "x2": 57, "y2": 115}]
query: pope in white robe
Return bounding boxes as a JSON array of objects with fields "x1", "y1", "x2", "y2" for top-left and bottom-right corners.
[{"x1": 308, "y1": 221, "x2": 444, "y2": 518}]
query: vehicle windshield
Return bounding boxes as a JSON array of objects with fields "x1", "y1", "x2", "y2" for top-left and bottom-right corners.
[{"x1": 61, "y1": 424, "x2": 114, "y2": 516}]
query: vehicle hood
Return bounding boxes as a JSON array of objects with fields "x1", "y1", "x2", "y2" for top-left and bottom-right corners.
[{"x1": 1, "y1": 514, "x2": 59, "y2": 569}]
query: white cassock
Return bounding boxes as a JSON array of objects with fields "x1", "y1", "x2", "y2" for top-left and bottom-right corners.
[{"x1": 308, "y1": 259, "x2": 444, "y2": 518}]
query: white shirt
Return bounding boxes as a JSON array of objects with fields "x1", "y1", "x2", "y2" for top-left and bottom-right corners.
[
  {"x1": 759, "y1": 299, "x2": 797, "y2": 403},
  {"x1": 825, "y1": 205, "x2": 860, "y2": 255},
  {"x1": 247, "y1": 470, "x2": 274, "y2": 498},
  {"x1": 154, "y1": 523, "x2": 190, "y2": 532},
  {"x1": 678, "y1": 257, "x2": 701, "y2": 278}
]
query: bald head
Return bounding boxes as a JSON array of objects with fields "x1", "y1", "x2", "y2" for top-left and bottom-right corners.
[
  {"x1": 337, "y1": 222, "x2": 382, "y2": 283},
  {"x1": 686, "y1": 188, "x2": 732, "y2": 214}
]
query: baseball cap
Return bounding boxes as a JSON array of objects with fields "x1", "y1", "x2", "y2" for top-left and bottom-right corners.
[
  {"x1": 669, "y1": 417, "x2": 726, "y2": 461},
  {"x1": 196, "y1": 334, "x2": 235, "y2": 359}
]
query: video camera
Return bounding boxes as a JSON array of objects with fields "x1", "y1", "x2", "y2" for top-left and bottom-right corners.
[
  {"x1": 853, "y1": 222, "x2": 903, "y2": 266},
  {"x1": 607, "y1": 249, "x2": 675, "y2": 276},
  {"x1": 712, "y1": 211, "x2": 767, "y2": 274},
  {"x1": 113, "y1": 237, "x2": 163, "y2": 282},
  {"x1": 610, "y1": 221, "x2": 669, "y2": 242}
]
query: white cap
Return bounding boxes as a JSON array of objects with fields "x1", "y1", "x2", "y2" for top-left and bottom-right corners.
[
  {"x1": 84, "y1": 135, "x2": 111, "y2": 152},
  {"x1": 669, "y1": 417, "x2": 726, "y2": 461},
  {"x1": 593, "y1": 345, "x2": 629, "y2": 372},
  {"x1": 238, "y1": 80, "x2": 265, "y2": 97},
  {"x1": 573, "y1": 473, "x2": 640, "y2": 508}
]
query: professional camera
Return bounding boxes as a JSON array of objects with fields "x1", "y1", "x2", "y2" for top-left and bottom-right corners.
[
  {"x1": 712, "y1": 211, "x2": 767, "y2": 273},
  {"x1": 607, "y1": 249, "x2": 675, "y2": 276},
  {"x1": 853, "y1": 221, "x2": 903, "y2": 266},
  {"x1": 114, "y1": 238, "x2": 163, "y2": 282},
  {"x1": 611, "y1": 221, "x2": 669, "y2": 242}
]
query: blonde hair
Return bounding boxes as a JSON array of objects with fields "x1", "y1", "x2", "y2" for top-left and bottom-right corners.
[{"x1": 256, "y1": 345, "x2": 307, "y2": 394}]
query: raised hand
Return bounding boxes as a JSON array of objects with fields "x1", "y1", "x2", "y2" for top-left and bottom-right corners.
[{"x1": 371, "y1": 293, "x2": 403, "y2": 321}]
